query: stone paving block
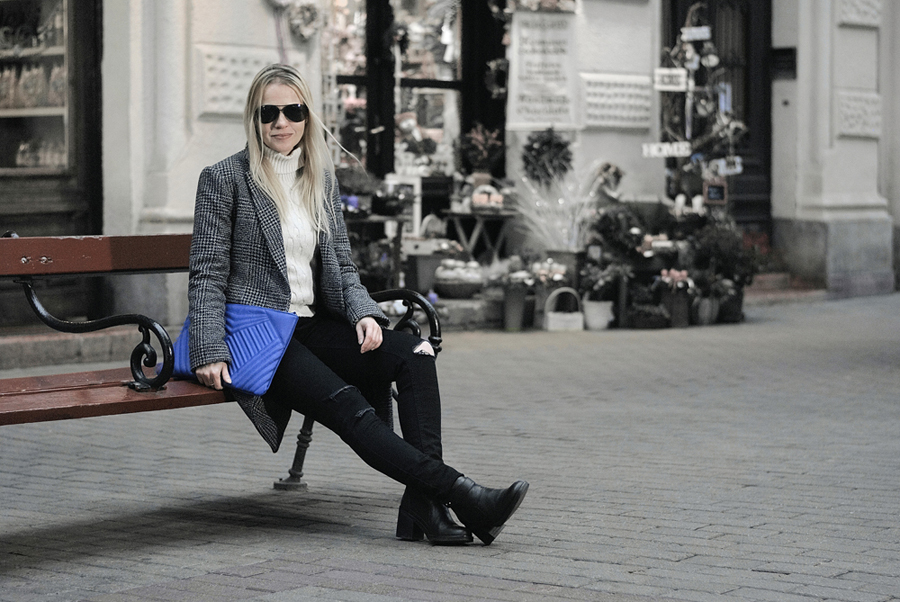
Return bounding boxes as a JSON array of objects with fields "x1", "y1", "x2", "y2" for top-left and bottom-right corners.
[
  {"x1": 792, "y1": 583, "x2": 892, "y2": 602},
  {"x1": 255, "y1": 585, "x2": 410, "y2": 601}
]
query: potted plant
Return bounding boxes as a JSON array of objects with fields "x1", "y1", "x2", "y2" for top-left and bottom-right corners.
[
  {"x1": 514, "y1": 129, "x2": 623, "y2": 288},
  {"x1": 335, "y1": 166, "x2": 380, "y2": 216},
  {"x1": 578, "y1": 261, "x2": 633, "y2": 330},
  {"x1": 498, "y1": 255, "x2": 535, "y2": 331},
  {"x1": 689, "y1": 210, "x2": 756, "y2": 324},
  {"x1": 460, "y1": 123, "x2": 503, "y2": 187},
  {"x1": 656, "y1": 269, "x2": 695, "y2": 328}
]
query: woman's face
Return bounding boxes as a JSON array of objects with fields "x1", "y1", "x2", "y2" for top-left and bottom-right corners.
[{"x1": 260, "y1": 83, "x2": 306, "y2": 156}]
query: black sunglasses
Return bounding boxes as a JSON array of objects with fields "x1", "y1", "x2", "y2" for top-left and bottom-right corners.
[{"x1": 259, "y1": 103, "x2": 309, "y2": 124}]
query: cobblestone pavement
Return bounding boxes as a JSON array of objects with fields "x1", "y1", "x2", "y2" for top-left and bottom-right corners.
[{"x1": 1, "y1": 294, "x2": 899, "y2": 602}]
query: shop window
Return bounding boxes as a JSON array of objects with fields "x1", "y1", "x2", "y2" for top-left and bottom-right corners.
[
  {"x1": 0, "y1": 0, "x2": 68, "y2": 174},
  {"x1": 325, "y1": 0, "x2": 505, "y2": 178}
]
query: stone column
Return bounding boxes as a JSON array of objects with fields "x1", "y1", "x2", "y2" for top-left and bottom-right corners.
[
  {"x1": 772, "y1": 0, "x2": 894, "y2": 296},
  {"x1": 883, "y1": 2, "x2": 900, "y2": 287}
]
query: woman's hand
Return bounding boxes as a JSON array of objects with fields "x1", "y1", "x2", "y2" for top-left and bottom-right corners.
[
  {"x1": 195, "y1": 362, "x2": 232, "y2": 390},
  {"x1": 356, "y1": 316, "x2": 383, "y2": 353}
]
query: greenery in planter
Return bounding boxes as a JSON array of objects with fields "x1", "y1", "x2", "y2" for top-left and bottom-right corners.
[
  {"x1": 335, "y1": 165, "x2": 380, "y2": 196},
  {"x1": 586, "y1": 204, "x2": 647, "y2": 260},
  {"x1": 580, "y1": 198, "x2": 758, "y2": 326},
  {"x1": 690, "y1": 210, "x2": 757, "y2": 288},
  {"x1": 521, "y1": 127, "x2": 572, "y2": 186},
  {"x1": 579, "y1": 262, "x2": 633, "y2": 302},
  {"x1": 514, "y1": 130, "x2": 626, "y2": 254},
  {"x1": 460, "y1": 123, "x2": 504, "y2": 174}
]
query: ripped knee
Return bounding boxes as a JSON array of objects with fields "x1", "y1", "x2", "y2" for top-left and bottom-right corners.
[{"x1": 413, "y1": 340, "x2": 435, "y2": 357}]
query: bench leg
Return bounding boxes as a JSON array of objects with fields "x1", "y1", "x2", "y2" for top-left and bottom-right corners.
[{"x1": 274, "y1": 415, "x2": 315, "y2": 490}]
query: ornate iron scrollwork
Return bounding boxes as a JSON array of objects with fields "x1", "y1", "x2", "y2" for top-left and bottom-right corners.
[
  {"x1": 15, "y1": 277, "x2": 174, "y2": 391},
  {"x1": 371, "y1": 288, "x2": 443, "y2": 355}
]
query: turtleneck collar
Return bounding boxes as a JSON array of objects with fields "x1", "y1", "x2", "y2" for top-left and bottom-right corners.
[{"x1": 264, "y1": 145, "x2": 303, "y2": 176}]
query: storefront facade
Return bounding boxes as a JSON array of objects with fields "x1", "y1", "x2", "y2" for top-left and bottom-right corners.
[{"x1": 2, "y1": 0, "x2": 897, "y2": 327}]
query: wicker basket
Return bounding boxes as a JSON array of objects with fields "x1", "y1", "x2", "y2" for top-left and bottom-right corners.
[{"x1": 543, "y1": 287, "x2": 584, "y2": 331}]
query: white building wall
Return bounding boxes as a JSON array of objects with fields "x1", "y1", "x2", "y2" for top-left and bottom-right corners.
[
  {"x1": 771, "y1": 0, "x2": 799, "y2": 221},
  {"x1": 505, "y1": 0, "x2": 664, "y2": 201}
]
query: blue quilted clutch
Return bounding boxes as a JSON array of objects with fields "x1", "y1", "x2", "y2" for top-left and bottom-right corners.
[{"x1": 170, "y1": 303, "x2": 299, "y2": 396}]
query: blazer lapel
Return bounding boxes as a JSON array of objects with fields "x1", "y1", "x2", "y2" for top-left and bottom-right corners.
[{"x1": 244, "y1": 168, "x2": 288, "y2": 278}]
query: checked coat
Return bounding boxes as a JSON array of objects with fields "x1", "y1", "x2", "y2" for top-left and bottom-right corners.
[{"x1": 188, "y1": 147, "x2": 390, "y2": 452}]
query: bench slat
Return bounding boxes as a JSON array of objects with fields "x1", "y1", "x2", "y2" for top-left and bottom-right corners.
[
  {"x1": 0, "y1": 368, "x2": 135, "y2": 396},
  {"x1": 0, "y1": 234, "x2": 192, "y2": 278},
  {"x1": 0, "y1": 368, "x2": 228, "y2": 425}
]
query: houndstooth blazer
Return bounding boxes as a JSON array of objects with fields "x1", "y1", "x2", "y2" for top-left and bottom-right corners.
[{"x1": 188, "y1": 147, "x2": 389, "y2": 452}]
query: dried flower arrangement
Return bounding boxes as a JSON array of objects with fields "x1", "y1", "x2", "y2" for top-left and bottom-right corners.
[{"x1": 460, "y1": 123, "x2": 504, "y2": 173}]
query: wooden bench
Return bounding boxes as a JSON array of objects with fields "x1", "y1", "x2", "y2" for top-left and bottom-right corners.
[{"x1": 0, "y1": 232, "x2": 442, "y2": 489}]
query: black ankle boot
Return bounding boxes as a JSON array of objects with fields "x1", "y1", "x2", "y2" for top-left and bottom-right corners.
[
  {"x1": 446, "y1": 476, "x2": 529, "y2": 545},
  {"x1": 396, "y1": 488, "x2": 473, "y2": 545}
]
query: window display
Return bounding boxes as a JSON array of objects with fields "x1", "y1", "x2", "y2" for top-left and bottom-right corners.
[
  {"x1": 390, "y1": 0, "x2": 460, "y2": 82},
  {"x1": 329, "y1": 0, "x2": 366, "y2": 76},
  {"x1": 336, "y1": 83, "x2": 368, "y2": 166},
  {"x1": 394, "y1": 87, "x2": 457, "y2": 176},
  {"x1": 0, "y1": 0, "x2": 68, "y2": 174},
  {"x1": 326, "y1": 0, "x2": 463, "y2": 178}
]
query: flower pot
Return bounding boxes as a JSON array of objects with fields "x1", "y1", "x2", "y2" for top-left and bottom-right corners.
[
  {"x1": 503, "y1": 284, "x2": 528, "y2": 331},
  {"x1": 717, "y1": 288, "x2": 744, "y2": 323},
  {"x1": 532, "y1": 282, "x2": 559, "y2": 329},
  {"x1": 662, "y1": 288, "x2": 691, "y2": 328},
  {"x1": 691, "y1": 296, "x2": 720, "y2": 326},
  {"x1": 433, "y1": 280, "x2": 482, "y2": 299},
  {"x1": 583, "y1": 298, "x2": 613, "y2": 330},
  {"x1": 405, "y1": 254, "x2": 443, "y2": 294},
  {"x1": 471, "y1": 171, "x2": 492, "y2": 188}
]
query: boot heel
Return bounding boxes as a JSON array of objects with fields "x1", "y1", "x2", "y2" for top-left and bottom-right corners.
[
  {"x1": 471, "y1": 524, "x2": 504, "y2": 546},
  {"x1": 396, "y1": 508, "x2": 424, "y2": 541}
]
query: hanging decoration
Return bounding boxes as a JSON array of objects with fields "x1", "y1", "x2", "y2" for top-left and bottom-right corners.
[
  {"x1": 286, "y1": 2, "x2": 321, "y2": 42},
  {"x1": 484, "y1": 58, "x2": 508, "y2": 99},
  {"x1": 521, "y1": 127, "x2": 572, "y2": 186},
  {"x1": 509, "y1": 0, "x2": 577, "y2": 12},
  {"x1": 266, "y1": 0, "x2": 321, "y2": 62}
]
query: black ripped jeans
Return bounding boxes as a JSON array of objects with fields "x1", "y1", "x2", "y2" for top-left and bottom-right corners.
[{"x1": 265, "y1": 314, "x2": 462, "y2": 500}]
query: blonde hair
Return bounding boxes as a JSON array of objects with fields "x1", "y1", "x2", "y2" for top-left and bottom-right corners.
[{"x1": 243, "y1": 64, "x2": 335, "y2": 235}]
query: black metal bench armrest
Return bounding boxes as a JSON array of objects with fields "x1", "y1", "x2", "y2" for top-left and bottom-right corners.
[
  {"x1": 370, "y1": 289, "x2": 442, "y2": 355},
  {"x1": 14, "y1": 276, "x2": 174, "y2": 391}
]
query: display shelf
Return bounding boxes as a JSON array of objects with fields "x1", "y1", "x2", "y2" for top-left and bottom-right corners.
[
  {"x1": 0, "y1": 0, "x2": 69, "y2": 173},
  {"x1": 0, "y1": 45, "x2": 65, "y2": 60},
  {"x1": 0, "y1": 166, "x2": 67, "y2": 176},
  {"x1": 0, "y1": 106, "x2": 66, "y2": 118}
]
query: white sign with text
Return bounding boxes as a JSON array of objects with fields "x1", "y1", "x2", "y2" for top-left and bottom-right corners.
[
  {"x1": 507, "y1": 12, "x2": 578, "y2": 130},
  {"x1": 642, "y1": 141, "x2": 693, "y2": 158}
]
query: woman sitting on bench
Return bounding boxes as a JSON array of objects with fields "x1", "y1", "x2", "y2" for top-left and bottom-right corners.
[{"x1": 187, "y1": 63, "x2": 528, "y2": 546}]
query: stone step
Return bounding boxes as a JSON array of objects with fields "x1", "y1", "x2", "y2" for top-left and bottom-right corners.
[{"x1": 748, "y1": 272, "x2": 792, "y2": 291}]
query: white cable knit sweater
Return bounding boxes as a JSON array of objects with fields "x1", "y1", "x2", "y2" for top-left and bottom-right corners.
[{"x1": 265, "y1": 146, "x2": 316, "y2": 317}]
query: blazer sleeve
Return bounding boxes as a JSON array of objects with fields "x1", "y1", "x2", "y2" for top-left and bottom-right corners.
[
  {"x1": 326, "y1": 175, "x2": 390, "y2": 327},
  {"x1": 187, "y1": 165, "x2": 234, "y2": 370}
]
